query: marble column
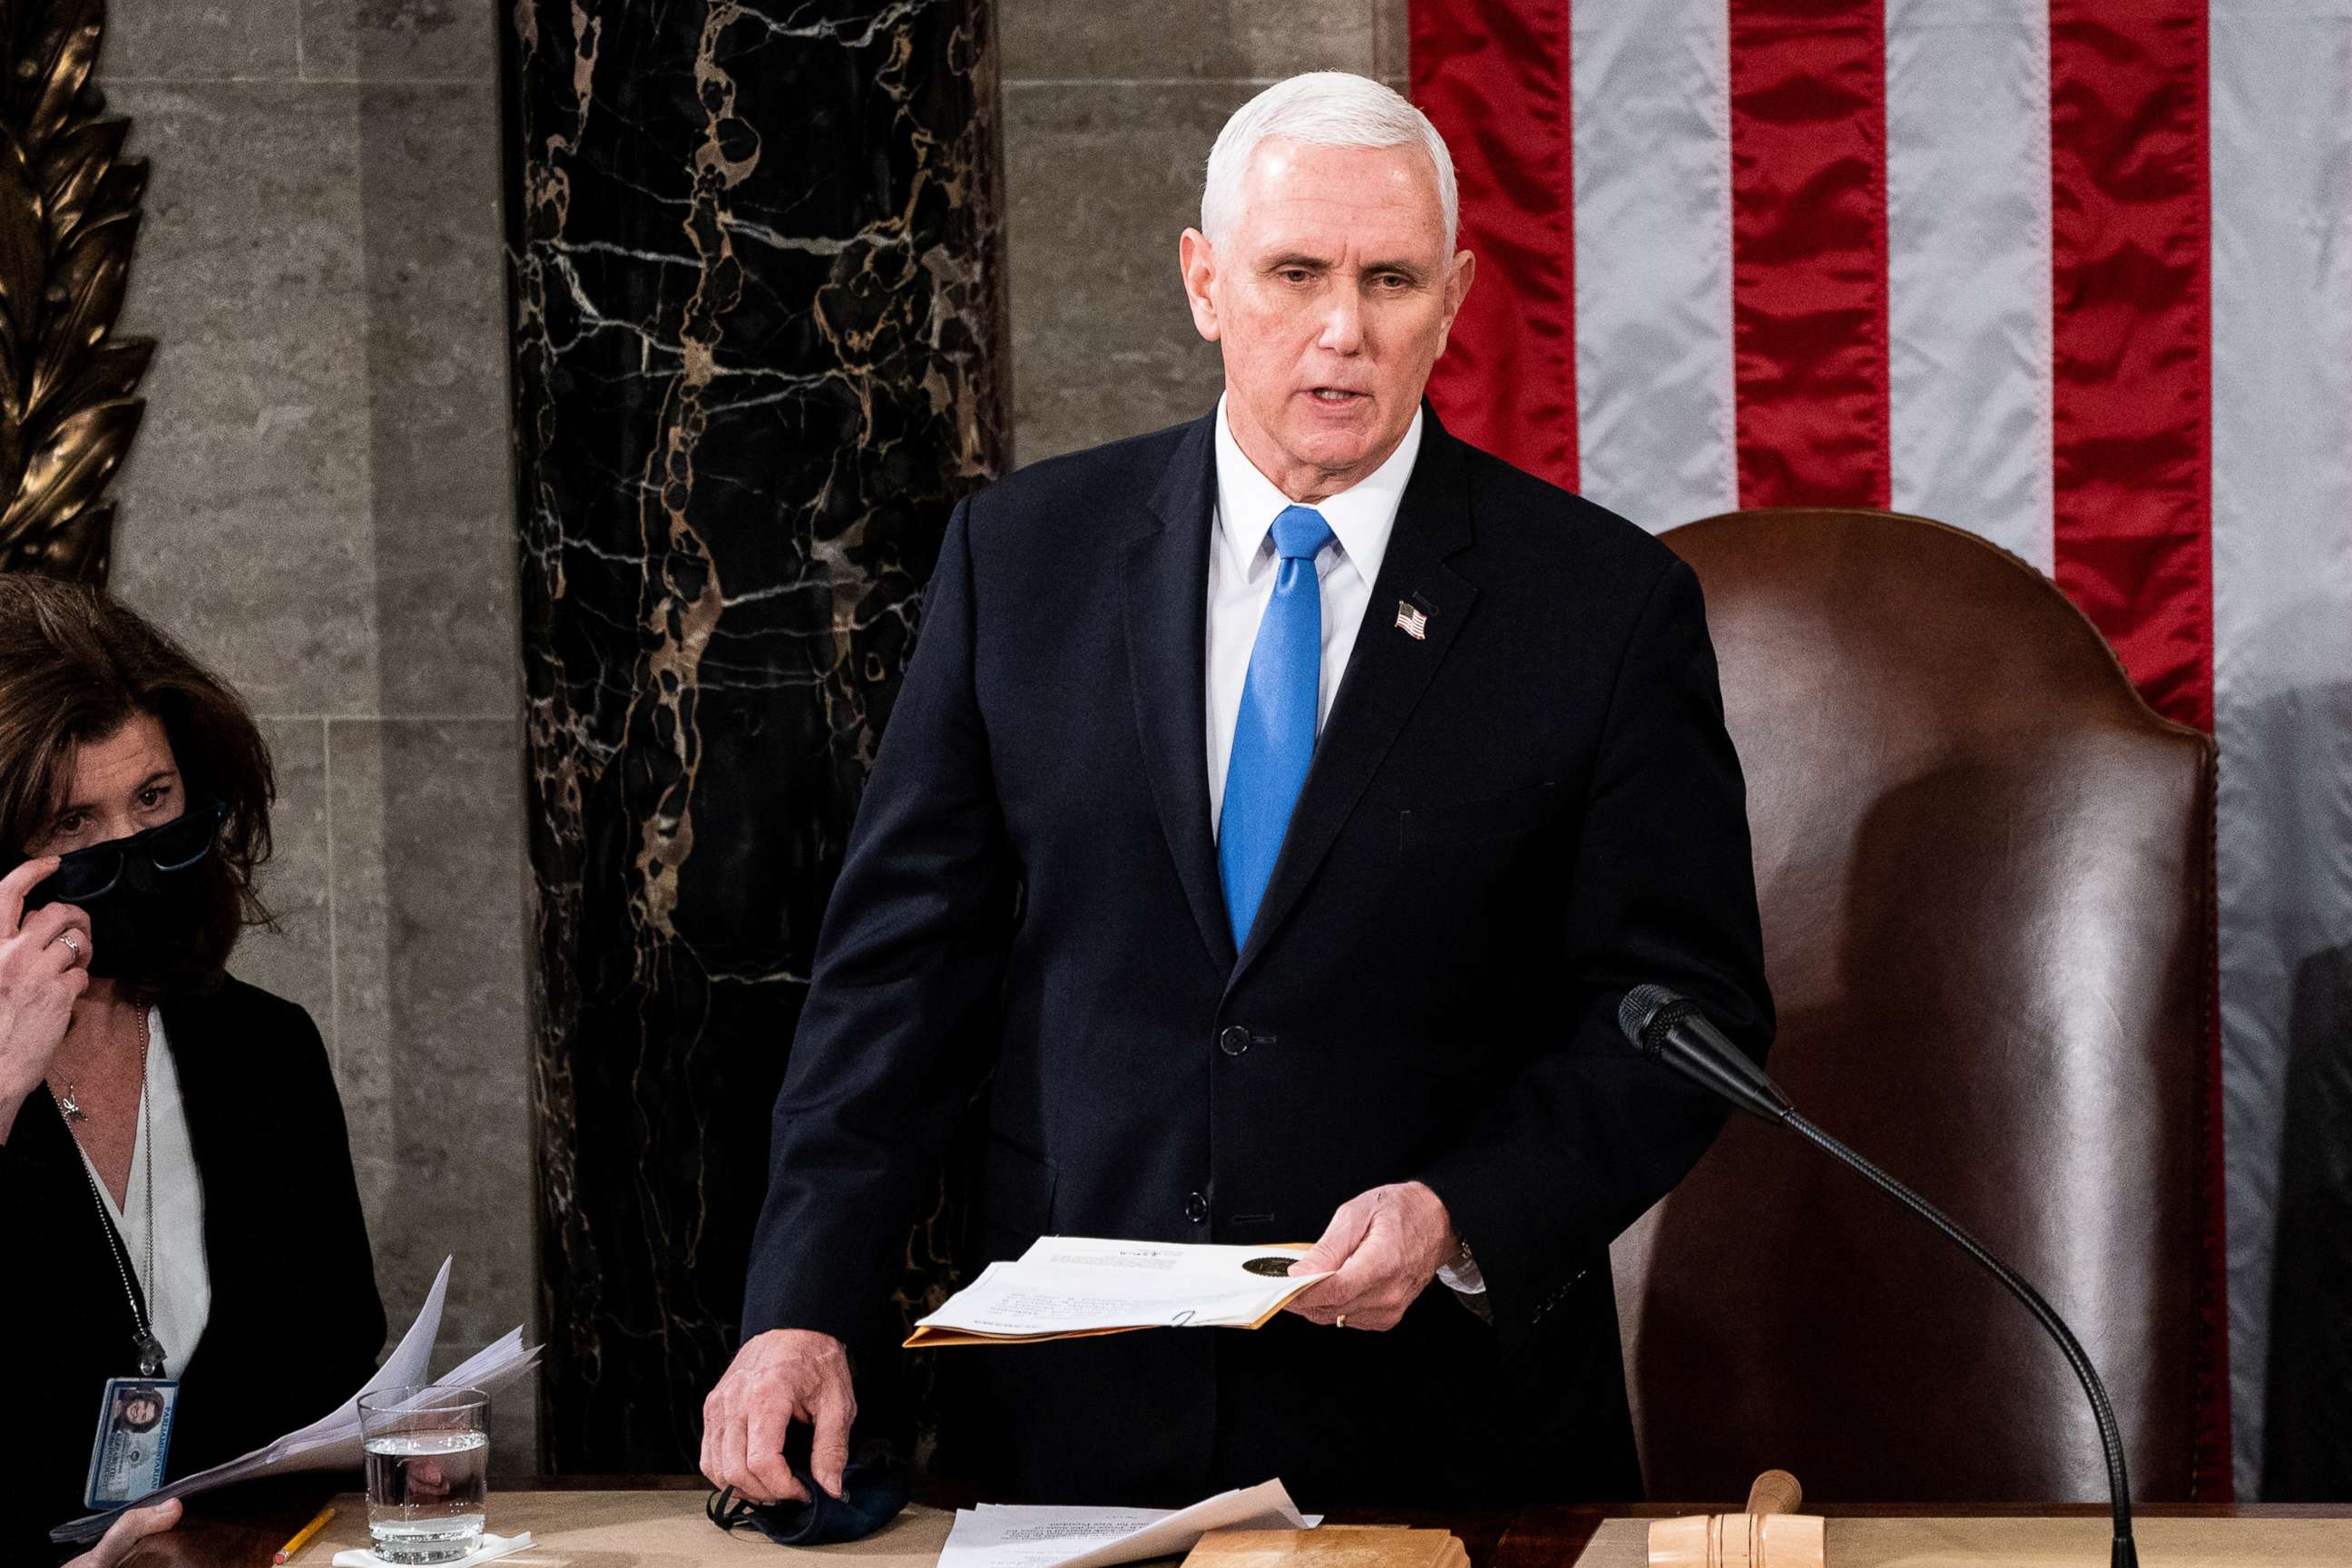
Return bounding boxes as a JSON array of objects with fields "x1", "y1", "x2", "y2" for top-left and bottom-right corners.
[{"x1": 502, "y1": 0, "x2": 1008, "y2": 1470}]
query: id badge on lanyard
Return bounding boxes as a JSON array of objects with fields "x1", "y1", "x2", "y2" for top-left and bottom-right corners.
[{"x1": 84, "y1": 1377, "x2": 179, "y2": 1510}]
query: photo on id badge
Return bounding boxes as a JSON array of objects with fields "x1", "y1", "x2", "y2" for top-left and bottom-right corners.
[{"x1": 85, "y1": 1377, "x2": 177, "y2": 1510}]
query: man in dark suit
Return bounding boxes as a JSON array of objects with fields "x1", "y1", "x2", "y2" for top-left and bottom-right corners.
[{"x1": 702, "y1": 70, "x2": 1771, "y2": 1510}]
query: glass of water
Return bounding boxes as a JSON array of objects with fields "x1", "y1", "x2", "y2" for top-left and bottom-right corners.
[{"x1": 357, "y1": 1386, "x2": 491, "y2": 1564}]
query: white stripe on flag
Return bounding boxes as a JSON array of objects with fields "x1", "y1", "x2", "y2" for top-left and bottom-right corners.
[
  {"x1": 1884, "y1": 0, "x2": 2054, "y2": 572},
  {"x1": 2209, "y1": 0, "x2": 2352, "y2": 1498},
  {"x1": 1570, "y1": 0, "x2": 1736, "y2": 533}
]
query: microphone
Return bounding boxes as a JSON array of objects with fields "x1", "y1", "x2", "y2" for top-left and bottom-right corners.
[{"x1": 1618, "y1": 984, "x2": 2139, "y2": 1568}]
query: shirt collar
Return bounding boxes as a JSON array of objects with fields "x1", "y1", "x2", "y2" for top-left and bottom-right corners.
[{"x1": 1212, "y1": 393, "x2": 1424, "y2": 583}]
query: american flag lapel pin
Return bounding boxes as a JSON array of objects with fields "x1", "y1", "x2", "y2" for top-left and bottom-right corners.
[{"x1": 1395, "y1": 597, "x2": 1430, "y2": 640}]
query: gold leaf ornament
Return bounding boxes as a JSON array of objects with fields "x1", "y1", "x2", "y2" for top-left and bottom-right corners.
[{"x1": 0, "y1": 0, "x2": 150, "y2": 583}]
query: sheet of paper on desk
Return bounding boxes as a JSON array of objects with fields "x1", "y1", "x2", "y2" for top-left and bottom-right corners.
[
  {"x1": 51, "y1": 1259, "x2": 541, "y2": 1545},
  {"x1": 906, "y1": 1238, "x2": 1332, "y2": 1347},
  {"x1": 943, "y1": 1479, "x2": 1318, "y2": 1568}
]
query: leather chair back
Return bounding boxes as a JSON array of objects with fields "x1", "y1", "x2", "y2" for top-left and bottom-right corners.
[{"x1": 1612, "y1": 508, "x2": 2223, "y2": 1501}]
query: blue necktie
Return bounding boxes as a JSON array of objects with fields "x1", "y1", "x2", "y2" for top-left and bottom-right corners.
[{"x1": 1220, "y1": 505, "x2": 1336, "y2": 949}]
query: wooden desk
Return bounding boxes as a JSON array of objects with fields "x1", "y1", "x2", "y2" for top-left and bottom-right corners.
[
  {"x1": 146, "y1": 1488, "x2": 2352, "y2": 1568},
  {"x1": 281, "y1": 1492, "x2": 948, "y2": 1564},
  {"x1": 1511, "y1": 1507, "x2": 2352, "y2": 1568}
]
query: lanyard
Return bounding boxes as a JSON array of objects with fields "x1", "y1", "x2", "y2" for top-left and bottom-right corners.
[{"x1": 64, "y1": 1010, "x2": 164, "y2": 1378}]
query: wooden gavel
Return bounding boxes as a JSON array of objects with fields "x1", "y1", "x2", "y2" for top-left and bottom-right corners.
[{"x1": 1648, "y1": 1471, "x2": 1826, "y2": 1568}]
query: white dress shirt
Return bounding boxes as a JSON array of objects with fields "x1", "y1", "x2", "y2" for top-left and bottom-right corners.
[
  {"x1": 1202, "y1": 397, "x2": 1485, "y2": 1298},
  {"x1": 77, "y1": 1008, "x2": 212, "y2": 1379},
  {"x1": 1205, "y1": 395, "x2": 1422, "y2": 836}
]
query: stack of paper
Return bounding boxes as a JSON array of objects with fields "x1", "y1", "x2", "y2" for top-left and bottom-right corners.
[
  {"x1": 906, "y1": 1238, "x2": 1332, "y2": 1348},
  {"x1": 52, "y1": 1258, "x2": 539, "y2": 1545},
  {"x1": 941, "y1": 1480, "x2": 1318, "y2": 1568}
]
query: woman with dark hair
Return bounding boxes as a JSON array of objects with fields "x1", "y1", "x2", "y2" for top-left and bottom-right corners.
[{"x1": 0, "y1": 575, "x2": 385, "y2": 1564}]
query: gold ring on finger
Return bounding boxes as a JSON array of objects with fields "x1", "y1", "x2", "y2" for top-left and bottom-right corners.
[{"x1": 1335, "y1": 1312, "x2": 1348, "y2": 1329}]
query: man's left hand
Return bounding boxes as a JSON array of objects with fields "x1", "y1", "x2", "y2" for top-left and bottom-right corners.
[{"x1": 1283, "y1": 1181, "x2": 1457, "y2": 1331}]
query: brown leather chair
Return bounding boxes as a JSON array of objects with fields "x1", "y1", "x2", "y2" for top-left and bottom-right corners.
[{"x1": 1612, "y1": 507, "x2": 2228, "y2": 1502}]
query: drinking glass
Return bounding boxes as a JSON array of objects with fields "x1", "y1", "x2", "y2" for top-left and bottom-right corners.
[{"x1": 357, "y1": 1387, "x2": 491, "y2": 1564}]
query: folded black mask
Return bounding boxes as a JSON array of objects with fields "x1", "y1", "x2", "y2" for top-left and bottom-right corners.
[
  {"x1": 21, "y1": 801, "x2": 224, "y2": 981},
  {"x1": 706, "y1": 1453, "x2": 909, "y2": 1546}
]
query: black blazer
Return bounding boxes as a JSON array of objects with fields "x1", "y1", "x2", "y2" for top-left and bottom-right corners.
[
  {"x1": 0, "y1": 978, "x2": 386, "y2": 1563},
  {"x1": 742, "y1": 408, "x2": 1773, "y2": 1507}
]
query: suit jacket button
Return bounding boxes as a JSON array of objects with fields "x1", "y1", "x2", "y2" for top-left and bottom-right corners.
[
  {"x1": 1185, "y1": 1191, "x2": 1210, "y2": 1224},
  {"x1": 1219, "y1": 1025, "x2": 1251, "y2": 1057}
]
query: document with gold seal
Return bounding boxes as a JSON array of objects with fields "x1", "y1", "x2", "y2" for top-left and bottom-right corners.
[{"x1": 906, "y1": 1238, "x2": 1330, "y2": 1347}]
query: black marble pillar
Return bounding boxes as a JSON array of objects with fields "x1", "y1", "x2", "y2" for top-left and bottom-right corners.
[{"x1": 500, "y1": 0, "x2": 1008, "y2": 1471}]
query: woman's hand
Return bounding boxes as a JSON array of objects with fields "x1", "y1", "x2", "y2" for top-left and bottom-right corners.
[
  {"x1": 0, "y1": 855, "x2": 92, "y2": 1142},
  {"x1": 63, "y1": 1498, "x2": 181, "y2": 1567}
]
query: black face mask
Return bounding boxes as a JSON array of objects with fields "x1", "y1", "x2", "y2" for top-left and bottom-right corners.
[{"x1": 20, "y1": 802, "x2": 225, "y2": 981}]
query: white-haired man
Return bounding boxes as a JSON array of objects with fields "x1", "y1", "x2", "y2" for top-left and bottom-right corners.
[{"x1": 704, "y1": 72, "x2": 1772, "y2": 1509}]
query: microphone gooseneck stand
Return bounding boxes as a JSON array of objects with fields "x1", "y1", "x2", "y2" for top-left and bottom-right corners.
[
  {"x1": 1618, "y1": 985, "x2": 2139, "y2": 1568},
  {"x1": 1779, "y1": 1111, "x2": 2137, "y2": 1568}
]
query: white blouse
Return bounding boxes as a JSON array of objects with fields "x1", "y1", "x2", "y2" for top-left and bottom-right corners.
[{"x1": 75, "y1": 1008, "x2": 211, "y2": 1379}]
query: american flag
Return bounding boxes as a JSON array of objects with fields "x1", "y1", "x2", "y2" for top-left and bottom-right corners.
[
  {"x1": 1396, "y1": 598, "x2": 1430, "y2": 639},
  {"x1": 1409, "y1": 0, "x2": 2352, "y2": 1496}
]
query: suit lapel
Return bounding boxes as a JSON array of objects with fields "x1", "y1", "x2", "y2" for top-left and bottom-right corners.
[
  {"x1": 1123, "y1": 412, "x2": 1237, "y2": 973},
  {"x1": 1227, "y1": 415, "x2": 1480, "y2": 988}
]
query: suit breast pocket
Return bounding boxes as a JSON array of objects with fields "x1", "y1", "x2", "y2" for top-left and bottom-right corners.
[{"x1": 1398, "y1": 782, "x2": 1557, "y2": 855}]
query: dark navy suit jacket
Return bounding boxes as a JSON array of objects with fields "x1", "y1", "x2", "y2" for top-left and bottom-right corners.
[{"x1": 743, "y1": 407, "x2": 1773, "y2": 1507}]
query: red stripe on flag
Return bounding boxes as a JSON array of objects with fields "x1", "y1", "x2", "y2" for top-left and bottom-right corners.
[
  {"x1": 1726, "y1": 0, "x2": 1890, "y2": 508},
  {"x1": 2049, "y1": 3, "x2": 2228, "y2": 1504},
  {"x1": 2048, "y1": 3, "x2": 2213, "y2": 734},
  {"x1": 1411, "y1": 0, "x2": 1576, "y2": 492}
]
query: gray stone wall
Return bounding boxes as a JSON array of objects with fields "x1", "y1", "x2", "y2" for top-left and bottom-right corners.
[
  {"x1": 102, "y1": 1, "x2": 537, "y2": 1471},
  {"x1": 1002, "y1": 0, "x2": 1412, "y2": 463}
]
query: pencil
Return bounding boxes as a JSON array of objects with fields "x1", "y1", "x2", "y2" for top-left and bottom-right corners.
[{"x1": 273, "y1": 1504, "x2": 335, "y2": 1564}]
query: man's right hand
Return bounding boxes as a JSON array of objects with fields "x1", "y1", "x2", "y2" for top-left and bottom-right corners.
[{"x1": 700, "y1": 1328, "x2": 856, "y2": 1505}]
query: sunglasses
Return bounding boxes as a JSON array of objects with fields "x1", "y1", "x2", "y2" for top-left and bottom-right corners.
[{"x1": 24, "y1": 799, "x2": 226, "y2": 906}]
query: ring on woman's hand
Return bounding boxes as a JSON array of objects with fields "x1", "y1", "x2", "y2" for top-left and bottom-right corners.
[
  {"x1": 1335, "y1": 1312, "x2": 1348, "y2": 1329},
  {"x1": 53, "y1": 931, "x2": 82, "y2": 959}
]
